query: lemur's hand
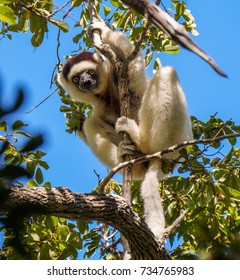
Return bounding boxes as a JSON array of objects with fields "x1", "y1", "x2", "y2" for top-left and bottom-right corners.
[
  {"x1": 116, "y1": 116, "x2": 141, "y2": 147},
  {"x1": 87, "y1": 21, "x2": 108, "y2": 39}
]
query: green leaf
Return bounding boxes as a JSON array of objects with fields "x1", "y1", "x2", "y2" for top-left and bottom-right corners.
[
  {"x1": 103, "y1": 6, "x2": 111, "y2": 16},
  {"x1": 60, "y1": 106, "x2": 71, "y2": 112},
  {"x1": 26, "y1": 161, "x2": 36, "y2": 177},
  {"x1": 179, "y1": 148, "x2": 188, "y2": 159},
  {"x1": 145, "y1": 52, "x2": 153, "y2": 67},
  {"x1": 77, "y1": 221, "x2": 89, "y2": 235},
  {"x1": 59, "y1": 242, "x2": 68, "y2": 252},
  {"x1": 167, "y1": 201, "x2": 177, "y2": 217},
  {"x1": 210, "y1": 157, "x2": 221, "y2": 166},
  {"x1": 36, "y1": 150, "x2": 47, "y2": 158},
  {"x1": 27, "y1": 180, "x2": 38, "y2": 187},
  {"x1": 202, "y1": 156, "x2": 210, "y2": 165},
  {"x1": 232, "y1": 125, "x2": 240, "y2": 133},
  {"x1": 58, "y1": 225, "x2": 70, "y2": 241},
  {"x1": 59, "y1": 217, "x2": 66, "y2": 223},
  {"x1": 229, "y1": 188, "x2": 240, "y2": 199},
  {"x1": 15, "y1": 131, "x2": 32, "y2": 138},
  {"x1": 39, "y1": 243, "x2": 51, "y2": 259},
  {"x1": 31, "y1": 27, "x2": 45, "y2": 47},
  {"x1": 12, "y1": 120, "x2": 27, "y2": 131},
  {"x1": 43, "y1": 181, "x2": 51, "y2": 188},
  {"x1": 30, "y1": 13, "x2": 40, "y2": 33},
  {"x1": 71, "y1": 0, "x2": 83, "y2": 8},
  {"x1": 0, "y1": 120, "x2": 7, "y2": 132},
  {"x1": 110, "y1": 0, "x2": 126, "y2": 9},
  {"x1": 72, "y1": 30, "x2": 85, "y2": 44},
  {"x1": 51, "y1": 20, "x2": 69, "y2": 33},
  {"x1": 84, "y1": 246, "x2": 97, "y2": 259},
  {"x1": 154, "y1": 56, "x2": 162, "y2": 70},
  {"x1": 46, "y1": 216, "x2": 59, "y2": 228},
  {"x1": 0, "y1": 1, "x2": 15, "y2": 3},
  {"x1": 224, "y1": 126, "x2": 236, "y2": 145},
  {"x1": 0, "y1": 6, "x2": 17, "y2": 25},
  {"x1": 39, "y1": 160, "x2": 49, "y2": 170},
  {"x1": 36, "y1": 167, "x2": 43, "y2": 184},
  {"x1": 175, "y1": 2, "x2": 186, "y2": 18},
  {"x1": 228, "y1": 136, "x2": 236, "y2": 146}
]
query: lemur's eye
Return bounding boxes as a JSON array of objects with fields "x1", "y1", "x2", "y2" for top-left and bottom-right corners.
[
  {"x1": 72, "y1": 76, "x2": 79, "y2": 83},
  {"x1": 88, "y1": 69, "x2": 95, "y2": 76}
]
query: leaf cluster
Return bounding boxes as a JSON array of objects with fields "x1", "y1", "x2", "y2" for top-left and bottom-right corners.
[
  {"x1": 162, "y1": 115, "x2": 240, "y2": 259},
  {"x1": 0, "y1": 0, "x2": 71, "y2": 46},
  {"x1": 58, "y1": 85, "x2": 93, "y2": 134},
  {"x1": 1, "y1": 216, "x2": 83, "y2": 259},
  {"x1": 0, "y1": 85, "x2": 95, "y2": 260},
  {"x1": 0, "y1": 115, "x2": 48, "y2": 187},
  {"x1": 0, "y1": 87, "x2": 47, "y2": 187}
]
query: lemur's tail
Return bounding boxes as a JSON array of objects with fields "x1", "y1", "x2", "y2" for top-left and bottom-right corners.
[{"x1": 140, "y1": 159, "x2": 165, "y2": 238}]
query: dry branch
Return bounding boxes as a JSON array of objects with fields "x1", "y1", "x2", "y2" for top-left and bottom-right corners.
[{"x1": 121, "y1": 0, "x2": 227, "y2": 77}]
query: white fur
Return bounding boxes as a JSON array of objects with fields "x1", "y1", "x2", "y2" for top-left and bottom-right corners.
[
  {"x1": 58, "y1": 22, "x2": 193, "y2": 238},
  {"x1": 141, "y1": 160, "x2": 165, "y2": 235}
]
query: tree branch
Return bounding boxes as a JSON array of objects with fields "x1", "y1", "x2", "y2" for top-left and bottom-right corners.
[
  {"x1": 0, "y1": 186, "x2": 170, "y2": 260},
  {"x1": 121, "y1": 0, "x2": 227, "y2": 77},
  {"x1": 16, "y1": 0, "x2": 60, "y2": 27},
  {"x1": 98, "y1": 133, "x2": 240, "y2": 191},
  {"x1": 87, "y1": 0, "x2": 119, "y2": 66},
  {"x1": 87, "y1": 0, "x2": 133, "y2": 259},
  {"x1": 163, "y1": 210, "x2": 187, "y2": 238},
  {"x1": 126, "y1": 21, "x2": 151, "y2": 63}
]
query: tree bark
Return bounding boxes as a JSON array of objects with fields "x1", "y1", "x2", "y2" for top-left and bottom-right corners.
[{"x1": 0, "y1": 186, "x2": 170, "y2": 260}]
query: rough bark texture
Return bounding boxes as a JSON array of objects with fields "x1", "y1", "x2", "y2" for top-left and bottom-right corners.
[{"x1": 0, "y1": 186, "x2": 170, "y2": 260}]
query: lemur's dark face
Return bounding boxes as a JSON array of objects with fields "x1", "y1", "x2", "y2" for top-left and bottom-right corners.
[
  {"x1": 58, "y1": 51, "x2": 109, "y2": 104},
  {"x1": 72, "y1": 69, "x2": 98, "y2": 91}
]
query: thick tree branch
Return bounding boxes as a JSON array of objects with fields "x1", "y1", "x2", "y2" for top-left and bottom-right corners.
[
  {"x1": 0, "y1": 186, "x2": 170, "y2": 260},
  {"x1": 121, "y1": 0, "x2": 227, "y2": 77}
]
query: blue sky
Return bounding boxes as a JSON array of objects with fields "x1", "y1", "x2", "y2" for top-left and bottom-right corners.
[{"x1": 0, "y1": 0, "x2": 240, "y2": 257}]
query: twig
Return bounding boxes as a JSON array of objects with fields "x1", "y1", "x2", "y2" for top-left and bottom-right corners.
[
  {"x1": 97, "y1": 132, "x2": 240, "y2": 191},
  {"x1": 54, "y1": 3, "x2": 75, "y2": 84},
  {"x1": 163, "y1": 210, "x2": 187, "y2": 238},
  {"x1": 93, "y1": 169, "x2": 101, "y2": 185},
  {"x1": 126, "y1": 20, "x2": 151, "y2": 63},
  {"x1": 16, "y1": 0, "x2": 60, "y2": 26},
  {"x1": 26, "y1": 89, "x2": 57, "y2": 114},
  {"x1": 49, "y1": 0, "x2": 71, "y2": 17},
  {"x1": 88, "y1": 1, "x2": 119, "y2": 66}
]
